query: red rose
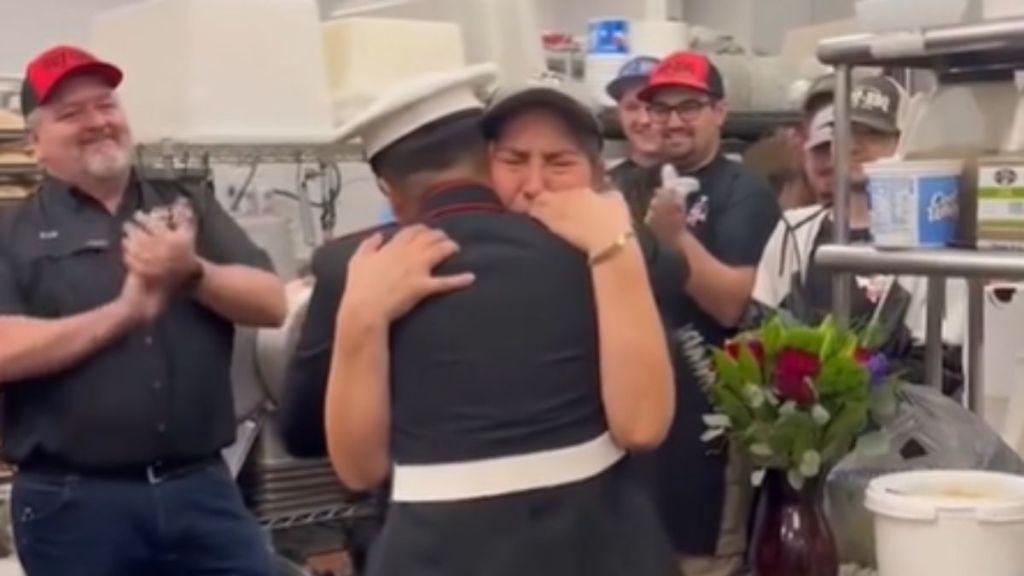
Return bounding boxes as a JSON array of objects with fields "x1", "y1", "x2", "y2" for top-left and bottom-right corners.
[
  {"x1": 855, "y1": 348, "x2": 872, "y2": 363},
  {"x1": 726, "y1": 339, "x2": 764, "y2": 364},
  {"x1": 773, "y1": 348, "x2": 820, "y2": 405}
]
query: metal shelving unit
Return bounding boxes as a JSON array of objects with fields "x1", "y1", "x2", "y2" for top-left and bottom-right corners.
[
  {"x1": 135, "y1": 140, "x2": 365, "y2": 167},
  {"x1": 815, "y1": 16, "x2": 1024, "y2": 413}
]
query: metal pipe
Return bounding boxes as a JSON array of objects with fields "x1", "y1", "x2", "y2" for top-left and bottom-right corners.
[
  {"x1": 967, "y1": 279, "x2": 985, "y2": 414},
  {"x1": 815, "y1": 245, "x2": 1024, "y2": 279},
  {"x1": 817, "y1": 16, "x2": 1024, "y2": 66},
  {"x1": 925, "y1": 277, "x2": 946, "y2": 390},
  {"x1": 831, "y1": 65, "x2": 853, "y2": 328}
]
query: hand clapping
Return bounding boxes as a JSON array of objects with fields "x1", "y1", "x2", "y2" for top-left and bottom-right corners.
[{"x1": 122, "y1": 198, "x2": 201, "y2": 290}]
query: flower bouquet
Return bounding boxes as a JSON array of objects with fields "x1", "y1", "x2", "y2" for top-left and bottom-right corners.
[
  {"x1": 703, "y1": 315, "x2": 901, "y2": 489},
  {"x1": 702, "y1": 315, "x2": 902, "y2": 576}
]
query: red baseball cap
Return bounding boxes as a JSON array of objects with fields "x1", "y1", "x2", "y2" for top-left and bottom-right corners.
[
  {"x1": 638, "y1": 51, "x2": 725, "y2": 101},
  {"x1": 20, "y1": 45, "x2": 123, "y2": 117}
]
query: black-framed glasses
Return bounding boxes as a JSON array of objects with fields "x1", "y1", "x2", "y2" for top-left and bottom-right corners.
[{"x1": 647, "y1": 100, "x2": 713, "y2": 123}]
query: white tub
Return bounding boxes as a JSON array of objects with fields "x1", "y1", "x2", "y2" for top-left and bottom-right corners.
[
  {"x1": 866, "y1": 470, "x2": 1024, "y2": 576},
  {"x1": 864, "y1": 159, "x2": 963, "y2": 248}
]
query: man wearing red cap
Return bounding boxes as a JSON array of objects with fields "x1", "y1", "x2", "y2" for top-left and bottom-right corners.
[
  {"x1": 635, "y1": 51, "x2": 781, "y2": 576},
  {"x1": 0, "y1": 46, "x2": 285, "y2": 575}
]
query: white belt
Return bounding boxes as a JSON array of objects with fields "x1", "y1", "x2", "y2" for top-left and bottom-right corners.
[{"x1": 391, "y1": 432, "x2": 625, "y2": 503}]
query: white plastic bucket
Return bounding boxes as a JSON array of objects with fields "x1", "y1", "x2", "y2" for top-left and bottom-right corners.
[
  {"x1": 864, "y1": 159, "x2": 963, "y2": 248},
  {"x1": 865, "y1": 470, "x2": 1024, "y2": 576}
]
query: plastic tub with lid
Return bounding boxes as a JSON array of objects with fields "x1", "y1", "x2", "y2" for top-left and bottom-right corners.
[
  {"x1": 866, "y1": 470, "x2": 1024, "y2": 576},
  {"x1": 864, "y1": 159, "x2": 963, "y2": 248}
]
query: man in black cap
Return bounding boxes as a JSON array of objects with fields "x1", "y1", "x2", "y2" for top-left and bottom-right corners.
[
  {"x1": 0, "y1": 45, "x2": 285, "y2": 575},
  {"x1": 280, "y1": 64, "x2": 680, "y2": 576},
  {"x1": 605, "y1": 56, "x2": 663, "y2": 209},
  {"x1": 638, "y1": 51, "x2": 780, "y2": 576}
]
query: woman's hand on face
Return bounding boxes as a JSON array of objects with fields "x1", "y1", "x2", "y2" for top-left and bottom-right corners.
[{"x1": 527, "y1": 188, "x2": 633, "y2": 256}]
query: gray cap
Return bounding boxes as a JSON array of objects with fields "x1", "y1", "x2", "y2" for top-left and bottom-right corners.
[
  {"x1": 482, "y1": 74, "x2": 602, "y2": 148},
  {"x1": 849, "y1": 76, "x2": 903, "y2": 134}
]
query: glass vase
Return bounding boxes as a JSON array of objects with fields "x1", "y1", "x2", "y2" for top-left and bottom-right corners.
[{"x1": 751, "y1": 469, "x2": 839, "y2": 576}]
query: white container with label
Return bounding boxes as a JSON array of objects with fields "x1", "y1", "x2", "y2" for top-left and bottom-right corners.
[
  {"x1": 977, "y1": 160, "x2": 1024, "y2": 250},
  {"x1": 865, "y1": 159, "x2": 963, "y2": 248},
  {"x1": 866, "y1": 470, "x2": 1024, "y2": 576}
]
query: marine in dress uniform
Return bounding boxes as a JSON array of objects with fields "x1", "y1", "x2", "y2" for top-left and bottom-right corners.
[{"x1": 280, "y1": 65, "x2": 678, "y2": 576}]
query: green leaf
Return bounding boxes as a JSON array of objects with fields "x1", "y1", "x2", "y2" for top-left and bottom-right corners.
[
  {"x1": 737, "y1": 344, "x2": 763, "y2": 386},
  {"x1": 711, "y1": 386, "x2": 753, "y2": 430},
  {"x1": 761, "y1": 317, "x2": 784, "y2": 356},
  {"x1": 712, "y1": 349, "x2": 743, "y2": 389},
  {"x1": 816, "y1": 355, "x2": 870, "y2": 399},
  {"x1": 821, "y1": 400, "x2": 869, "y2": 464},
  {"x1": 854, "y1": 430, "x2": 890, "y2": 458},
  {"x1": 781, "y1": 327, "x2": 826, "y2": 355},
  {"x1": 818, "y1": 330, "x2": 836, "y2": 362},
  {"x1": 869, "y1": 382, "x2": 900, "y2": 424},
  {"x1": 859, "y1": 321, "x2": 884, "y2": 350},
  {"x1": 817, "y1": 314, "x2": 836, "y2": 335}
]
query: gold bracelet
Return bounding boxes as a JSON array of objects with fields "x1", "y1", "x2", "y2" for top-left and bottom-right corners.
[{"x1": 588, "y1": 230, "x2": 637, "y2": 267}]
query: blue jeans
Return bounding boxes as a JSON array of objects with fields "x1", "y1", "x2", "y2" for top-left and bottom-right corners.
[{"x1": 12, "y1": 460, "x2": 271, "y2": 576}]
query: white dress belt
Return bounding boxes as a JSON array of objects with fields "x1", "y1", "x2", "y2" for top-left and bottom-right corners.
[{"x1": 390, "y1": 432, "x2": 625, "y2": 503}]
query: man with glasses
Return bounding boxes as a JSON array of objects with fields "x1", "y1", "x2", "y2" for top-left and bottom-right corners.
[{"x1": 636, "y1": 51, "x2": 780, "y2": 576}]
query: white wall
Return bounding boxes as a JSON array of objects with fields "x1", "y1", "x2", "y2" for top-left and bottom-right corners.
[
  {"x1": 0, "y1": 0, "x2": 141, "y2": 76},
  {"x1": 683, "y1": 0, "x2": 854, "y2": 53}
]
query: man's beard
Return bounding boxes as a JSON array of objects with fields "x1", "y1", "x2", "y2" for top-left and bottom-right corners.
[{"x1": 81, "y1": 144, "x2": 132, "y2": 180}]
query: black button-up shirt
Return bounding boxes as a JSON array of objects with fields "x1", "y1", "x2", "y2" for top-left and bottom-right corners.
[{"x1": 0, "y1": 173, "x2": 273, "y2": 469}]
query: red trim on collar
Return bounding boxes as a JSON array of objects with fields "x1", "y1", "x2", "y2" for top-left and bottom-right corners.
[
  {"x1": 423, "y1": 203, "x2": 504, "y2": 220},
  {"x1": 422, "y1": 179, "x2": 490, "y2": 201}
]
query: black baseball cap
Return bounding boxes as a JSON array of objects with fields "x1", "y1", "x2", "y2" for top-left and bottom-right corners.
[
  {"x1": 606, "y1": 56, "x2": 659, "y2": 102},
  {"x1": 21, "y1": 45, "x2": 122, "y2": 117}
]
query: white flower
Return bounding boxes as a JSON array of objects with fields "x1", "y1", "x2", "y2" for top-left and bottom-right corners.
[
  {"x1": 811, "y1": 404, "x2": 831, "y2": 426},
  {"x1": 750, "y1": 442, "x2": 773, "y2": 458},
  {"x1": 744, "y1": 383, "x2": 765, "y2": 409},
  {"x1": 799, "y1": 450, "x2": 822, "y2": 478},
  {"x1": 788, "y1": 469, "x2": 806, "y2": 491},
  {"x1": 701, "y1": 428, "x2": 727, "y2": 443},
  {"x1": 751, "y1": 469, "x2": 767, "y2": 487},
  {"x1": 702, "y1": 414, "x2": 732, "y2": 429},
  {"x1": 779, "y1": 401, "x2": 798, "y2": 417}
]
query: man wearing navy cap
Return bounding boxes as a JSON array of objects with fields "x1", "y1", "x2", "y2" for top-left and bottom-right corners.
[
  {"x1": 0, "y1": 45, "x2": 285, "y2": 575},
  {"x1": 606, "y1": 55, "x2": 663, "y2": 220},
  {"x1": 280, "y1": 64, "x2": 679, "y2": 576},
  {"x1": 637, "y1": 51, "x2": 781, "y2": 576}
]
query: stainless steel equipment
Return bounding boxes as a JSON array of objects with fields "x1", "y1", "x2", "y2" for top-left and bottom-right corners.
[{"x1": 816, "y1": 16, "x2": 1024, "y2": 415}]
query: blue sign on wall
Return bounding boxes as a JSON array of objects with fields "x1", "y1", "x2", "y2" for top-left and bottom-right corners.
[{"x1": 588, "y1": 19, "x2": 630, "y2": 55}]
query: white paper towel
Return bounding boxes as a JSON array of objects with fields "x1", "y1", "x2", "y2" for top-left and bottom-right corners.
[{"x1": 628, "y1": 20, "x2": 688, "y2": 58}]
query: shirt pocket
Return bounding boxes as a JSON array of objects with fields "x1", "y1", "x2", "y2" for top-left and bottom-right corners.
[{"x1": 22, "y1": 237, "x2": 121, "y2": 317}]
